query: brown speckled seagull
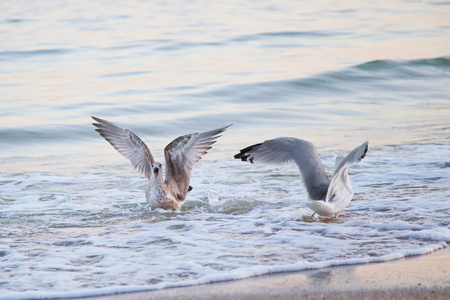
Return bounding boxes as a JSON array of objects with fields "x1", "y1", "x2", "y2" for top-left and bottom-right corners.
[{"x1": 92, "y1": 116, "x2": 231, "y2": 210}]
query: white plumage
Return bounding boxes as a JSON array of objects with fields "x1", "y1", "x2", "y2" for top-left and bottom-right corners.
[{"x1": 235, "y1": 138, "x2": 368, "y2": 217}]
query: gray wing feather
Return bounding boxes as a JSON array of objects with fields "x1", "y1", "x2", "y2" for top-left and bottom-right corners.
[
  {"x1": 92, "y1": 116, "x2": 155, "y2": 179},
  {"x1": 164, "y1": 125, "x2": 231, "y2": 201},
  {"x1": 234, "y1": 137, "x2": 330, "y2": 200},
  {"x1": 331, "y1": 141, "x2": 369, "y2": 178},
  {"x1": 326, "y1": 141, "x2": 369, "y2": 202}
]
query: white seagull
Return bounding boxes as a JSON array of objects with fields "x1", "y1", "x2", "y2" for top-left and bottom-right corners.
[
  {"x1": 92, "y1": 117, "x2": 231, "y2": 210},
  {"x1": 234, "y1": 138, "x2": 368, "y2": 217}
]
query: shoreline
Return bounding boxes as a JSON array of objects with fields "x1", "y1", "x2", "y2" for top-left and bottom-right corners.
[{"x1": 83, "y1": 247, "x2": 449, "y2": 300}]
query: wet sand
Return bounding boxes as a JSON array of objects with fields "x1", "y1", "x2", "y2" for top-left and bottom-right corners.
[{"x1": 85, "y1": 248, "x2": 449, "y2": 300}]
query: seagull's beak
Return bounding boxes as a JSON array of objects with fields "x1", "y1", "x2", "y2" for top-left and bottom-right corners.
[{"x1": 153, "y1": 167, "x2": 159, "y2": 176}]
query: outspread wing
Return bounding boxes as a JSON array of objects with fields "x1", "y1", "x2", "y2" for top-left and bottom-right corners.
[
  {"x1": 326, "y1": 141, "x2": 369, "y2": 203},
  {"x1": 331, "y1": 141, "x2": 369, "y2": 178},
  {"x1": 164, "y1": 125, "x2": 231, "y2": 201},
  {"x1": 234, "y1": 137, "x2": 330, "y2": 200},
  {"x1": 92, "y1": 116, "x2": 155, "y2": 179}
]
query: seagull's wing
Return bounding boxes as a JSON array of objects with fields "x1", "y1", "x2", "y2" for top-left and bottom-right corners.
[
  {"x1": 92, "y1": 116, "x2": 155, "y2": 179},
  {"x1": 234, "y1": 137, "x2": 330, "y2": 200},
  {"x1": 331, "y1": 141, "x2": 369, "y2": 178},
  {"x1": 164, "y1": 125, "x2": 231, "y2": 201},
  {"x1": 326, "y1": 141, "x2": 368, "y2": 203}
]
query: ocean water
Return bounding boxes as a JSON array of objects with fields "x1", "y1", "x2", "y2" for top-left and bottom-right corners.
[{"x1": 1, "y1": 0, "x2": 449, "y2": 298}]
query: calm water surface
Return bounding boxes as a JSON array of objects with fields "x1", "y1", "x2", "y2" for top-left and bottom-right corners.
[{"x1": 0, "y1": 1, "x2": 449, "y2": 298}]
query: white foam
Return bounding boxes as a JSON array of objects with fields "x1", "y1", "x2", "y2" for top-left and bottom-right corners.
[{"x1": 0, "y1": 144, "x2": 449, "y2": 298}]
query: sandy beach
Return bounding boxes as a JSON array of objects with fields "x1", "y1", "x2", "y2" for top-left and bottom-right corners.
[{"x1": 84, "y1": 247, "x2": 449, "y2": 300}]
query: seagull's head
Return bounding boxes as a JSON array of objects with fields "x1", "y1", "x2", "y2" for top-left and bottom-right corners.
[{"x1": 152, "y1": 162, "x2": 162, "y2": 178}]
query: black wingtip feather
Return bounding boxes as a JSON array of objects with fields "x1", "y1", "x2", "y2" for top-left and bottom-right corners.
[
  {"x1": 357, "y1": 143, "x2": 369, "y2": 163},
  {"x1": 362, "y1": 144, "x2": 369, "y2": 159},
  {"x1": 234, "y1": 143, "x2": 263, "y2": 163}
]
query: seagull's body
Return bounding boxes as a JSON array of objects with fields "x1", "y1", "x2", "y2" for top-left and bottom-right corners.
[
  {"x1": 234, "y1": 138, "x2": 368, "y2": 217},
  {"x1": 92, "y1": 117, "x2": 230, "y2": 210}
]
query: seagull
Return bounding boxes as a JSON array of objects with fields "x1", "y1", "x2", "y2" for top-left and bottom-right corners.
[
  {"x1": 92, "y1": 116, "x2": 231, "y2": 210},
  {"x1": 234, "y1": 138, "x2": 368, "y2": 217}
]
